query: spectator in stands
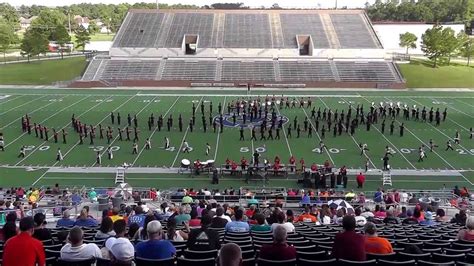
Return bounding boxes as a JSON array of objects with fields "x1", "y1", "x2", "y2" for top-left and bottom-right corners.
[
  {"x1": 164, "y1": 218, "x2": 188, "y2": 241},
  {"x1": 225, "y1": 208, "x2": 249, "y2": 233},
  {"x1": 259, "y1": 225, "x2": 297, "y2": 260},
  {"x1": 297, "y1": 207, "x2": 316, "y2": 223},
  {"x1": 113, "y1": 219, "x2": 127, "y2": 238},
  {"x1": 457, "y1": 216, "x2": 474, "y2": 241},
  {"x1": 128, "y1": 223, "x2": 139, "y2": 239},
  {"x1": 286, "y1": 210, "x2": 295, "y2": 223},
  {"x1": 135, "y1": 220, "x2": 176, "y2": 259},
  {"x1": 187, "y1": 214, "x2": 221, "y2": 251},
  {"x1": 74, "y1": 208, "x2": 98, "y2": 227},
  {"x1": 211, "y1": 207, "x2": 229, "y2": 228},
  {"x1": 374, "y1": 188, "x2": 383, "y2": 203},
  {"x1": 56, "y1": 210, "x2": 75, "y2": 228},
  {"x1": 364, "y1": 222, "x2": 393, "y2": 254},
  {"x1": 219, "y1": 243, "x2": 242, "y2": 266},
  {"x1": 332, "y1": 215, "x2": 366, "y2": 261},
  {"x1": 188, "y1": 208, "x2": 201, "y2": 227},
  {"x1": 373, "y1": 205, "x2": 387, "y2": 219},
  {"x1": 420, "y1": 211, "x2": 437, "y2": 226},
  {"x1": 95, "y1": 216, "x2": 116, "y2": 239},
  {"x1": 32, "y1": 213, "x2": 52, "y2": 241},
  {"x1": 251, "y1": 213, "x2": 271, "y2": 232},
  {"x1": 361, "y1": 207, "x2": 375, "y2": 219},
  {"x1": 402, "y1": 209, "x2": 419, "y2": 225},
  {"x1": 60, "y1": 226, "x2": 102, "y2": 260},
  {"x1": 271, "y1": 210, "x2": 295, "y2": 233},
  {"x1": 127, "y1": 206, "x2": 145, "y2": 228},
  {"x1": 134, "y1": 214, "x2": 156, "y2": 241},
  {"x1": 435, "y1": 209, "x2": 449, "y2": 223},
  {"x1": 383, "y1": 209, "x2": 399, "y2": 224},
  {"x1": 245, "y1": 205, "x2": 257, "y2": 219},
  {"x1": 182, "y1": 194, "x2": 193, "y2": 204},
  {"x1": 109, "y1": 207, "x2": 123, "y2": 223},
  {"x1": 354, "y1": 208, "x2": 367, "y2": 226},
  {"x1": 2, "y1": 212, "x2": 18, "y2": 242},
  {"x1": 2, "y1": 217, "x2": 45, "y2": 266},
  {"x1": 451, "y1": 210, "x2": 468, "y2": 226},
  {"x1": 398, "y1": 206, "x2": 408, "y2": 219},
  {"x1": 319, "y1": 205, "x2": 332, "y2": 225},
  {"x1": 105, "y1": 237, "x2": 134, "y2": 265},
  {"x1": 174, "y1": 206, "x2": 191, "y2": 225}
]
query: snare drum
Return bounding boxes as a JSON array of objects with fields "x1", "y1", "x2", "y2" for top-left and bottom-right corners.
[
  {"x1": 181, "y1": 159, "x2": 191, "y2": 168},
  {"x1": 206, "y1": 160, "x2": 215, "y2": 168}
]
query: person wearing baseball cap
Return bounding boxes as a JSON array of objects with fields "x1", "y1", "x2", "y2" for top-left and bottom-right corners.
[{"x1": 105, "y1": 237, "x2": 134, "y2": 265}]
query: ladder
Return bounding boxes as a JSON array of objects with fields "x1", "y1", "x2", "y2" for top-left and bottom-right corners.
[
  {"x1": 382, "y1": 170, "x2": 392, "y2": 186},
  {"x1": 115, "y1": 167, "x2": 125, "y2": 184}
]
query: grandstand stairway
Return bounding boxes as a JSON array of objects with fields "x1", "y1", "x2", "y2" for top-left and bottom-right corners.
[
  {"x1": 320, "y1": 13, "x2": 341, "y2": 49},
  {"x1": 382, "y1": 170, "x2": 392, "y2": 187},
  {"x1": 115, "y1": 167, "x2": 125, "y2": 184}
]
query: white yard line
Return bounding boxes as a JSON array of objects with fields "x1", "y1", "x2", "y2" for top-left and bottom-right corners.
[
  {"x1": 171, "y1": 96, "x2": 204, "y2": 168},
  {"x1": 296, "y1": 98, "x2": 335, "y2": 166},
  {"x1": 396, "y1": 97, "x2": 473, "y2": 156},
  {"x1": 0, "y1": 95, "x2": 50, "y2": 129},
  {"x1": 131, "y1": 96, "x2": 181, "y2": 166},
  {"x1": 5, "y1": 96, "x2": 87, "y2": 148},
  {"x1": 0, "y1": 95, "x2": 25, "y2": 106},
  {"x1": 360, "y1": 95, "x2": 474, "y2": 186},
  {"x1": 213, "y1": 96, "x2": 227, "y2": 161},
  {"x1": 17, "y1": 96, "x2": 112, "y2": 166},
  {"x1": 317, "y1": 97, "x2": 376, "y2": 168},
  {"x1": 31, "y1": 95, "x2": 140, "y2": 186},
  {"x1": 453, "y1": 98, "x2": 474, "y2": 109},
  {"x1": 431, "y1": 98, "x2": 474, "y2": 121},
  {"x1": 90, "y1": 96, "x2": 159, "y2": 167},
  {"x1": 275, "y1": 102, "x2": 293, "y2": 157},
  {"x1": 340, "y1": 97, "x2": 416, "y2": 169}
]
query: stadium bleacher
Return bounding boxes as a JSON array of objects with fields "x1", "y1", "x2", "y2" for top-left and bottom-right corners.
[{"x1": 279, "y1": 14, "x2": 330, "y2": 49}]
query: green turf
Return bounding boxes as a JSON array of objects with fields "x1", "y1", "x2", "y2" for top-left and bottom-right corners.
[
  {"x1": 0, "y1": 89, "x2": 473, "y2": 191},
  {"x1": 398, "y1": 59, "x2": 474, "y2": 88},
  {"x1": 0, "y1": 57, "x2": 87, "y2": 85}
]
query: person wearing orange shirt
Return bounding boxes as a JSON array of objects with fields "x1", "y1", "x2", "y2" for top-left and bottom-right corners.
[
  {"x1": 364, "y1": 222, "x2": 393, "y2": 254},
  {"x1": 297, "y1": 207, "x2": 317, "y2": 223}
]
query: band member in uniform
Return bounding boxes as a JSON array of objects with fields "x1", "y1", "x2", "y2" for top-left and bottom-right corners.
[
  {"x1": 56, "y1": 148, "x2": 63, "y2": 161},
  {"x1": 206, "y1": 143, "x2": 211, "y2": 156},
  {"x1": 145, "y1": 138, "x2": 151, "y2": 150},
  {"x1": 18, "y1": 146, "x2": 26, "y2": 158},
  {"x1": 132, "y1": 142, "x2": 139, "y2": 154},
  {"x1": 107, "y1": 147, "x2": 113, "y2": 160}
]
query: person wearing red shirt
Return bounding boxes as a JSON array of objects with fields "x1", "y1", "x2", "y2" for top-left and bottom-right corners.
[
  {"x1": 289, "y1": 156, "x2": 296, "y2": 172},
  {"x1": 273, "y1": 162, "x2": 281, "y2": 176},
  {"x1": 2, "y1": 217, "x2": 45, "y2": 266},
  {"x1": 356, "y1": 172, "x2": 366, "y2": 188},
  {"x1": 231, "y1": 161, "x2": 238, "y2": 175},
  {"x1": 332, "y1": 216, "x2": 366, "y2": 261},
  {"x1": 287, "y1": 189, "x2": 296, "y2": 196},
  {"x1": 299, "y1": 158, "x2": 305, "y2": 172},
  {"x1": 194, "y1": 159, "x2": 202, "y2": 175},
  {"x1": 274, "y1": 156, "x2": 280, "y2": 164},
  {"x1": 259, "y1": 225, "x2": 296, "y2": 261},
  {"x1": 310, "y1": 163, "x2": 318, "y2": 172},
  {"x1": 240, "y1": 157, "x2": 248, "y2": 170},
  {"x1": 324, "y1": 160, "x2": 331, "y2": 173}
]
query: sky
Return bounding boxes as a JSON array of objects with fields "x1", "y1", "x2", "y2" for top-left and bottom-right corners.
[{"x1": 3, "y1": 0, "x2": 377, "y2": 8}]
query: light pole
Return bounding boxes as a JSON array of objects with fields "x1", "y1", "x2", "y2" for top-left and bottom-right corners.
[{"x1": 156, "y1": 0, "x2": 159, "y2": 10}]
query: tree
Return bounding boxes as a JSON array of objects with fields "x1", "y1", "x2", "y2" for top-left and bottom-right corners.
[
  {"x1": 75, "y1": 25, "x2": 90, "y2": 52},
  {"x1": 88, "y1": 20, "x2": 99, "y2": 35},
  {"x1": 51, "y1": 24, "x2": 71, "y2": 59},
  {"x1": 421, "y1": 26, "x2": 456, "y2": 67},
  {"x1": 30, "y1": 9, "x2": 67, "y2": 41},
  {"x1": 399, "y1": 32, "x2": 417, "y2": 56},
  {"x1": 459, "y1": 35, "x2": 474, "y2": 66},
  {"x1": 0, "y1": 3, "x2": 19, "y2": 27},
  {"x1": 20, "y1": 28, "x2": 48, "y2": 62},
  {"x1": 0, "y1": 18, "x2": 17, "y2": 63}
]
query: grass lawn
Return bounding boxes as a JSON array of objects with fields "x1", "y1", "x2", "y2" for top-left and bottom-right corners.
[
  {"x1": 398, "y1": 59, "x2": 474, "y2": 88},
  {"x1": 0, "y1": 56, "x2": 87, "y2": 85},
  {"x1": 70, "y1": 33, "x2": 115, "y2": 43}
]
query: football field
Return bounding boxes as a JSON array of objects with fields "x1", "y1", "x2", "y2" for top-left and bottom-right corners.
[{"x1": 0, "y1": 88, "x2": 473, "y2": 191}]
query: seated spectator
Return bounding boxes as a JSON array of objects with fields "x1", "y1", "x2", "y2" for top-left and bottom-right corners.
[
  {"x1": 105, "y1": 237, "x2": 134, "y2": 265},
  {"x1": 373, "y1": 205, "x2": 387, "y2": 219},
  {"x1": 364, "y1": 222, "x2": 393, "y2": 254},
  {"x1": 361, "y1": 207, "x2": 375, "y2": 219},
  {"x1": 435, "y1": 209, "x2": 449, "y2": 223},
  {"x1": 402, "y1": 209, "x2": 419, "y2": 225},
  {"x1": 127, "y1": 206, "x2": 145, "y2": 228},
  {"x1": 451, "y1": 210, "x2": 467, "y2": 226},
  {"x1": 174, "y1": 206, "x2": 191, "y2": 225},
  {"x1": 32, "y1": 213, "x2": 52, "y2": 241},
  {"x1": 259, "y1": 225, "x2": 297, "y2": 260},
  {"x1": 211, "y1": 207, "x2": 229, "y2": 228},
  {"x1": 297, "y1": 207, "x2": 317, "y2": 223},
  {"x1": 225, "y1": 209, "x2": 249, "y2": 233},
  {"x1": 109, "y1": 207, "x2": 123, "y2": 223},
  {"x1": 383, "y1": 209, "x2": 399, "y2": 224},
  {"x1": 127, "y1": 223, "x2": 139, "y2": 240},
  {"x1": 374, "y1": 188, "x2": 383, "y2": 203},
  {"x1": 102, "y1": 219, "x2": 133, "y2": 259},
  {"x1": 286, "y1": 210, "x2": 295, "y2": 223},
  {"x1": 332, "y1": 215, "x2": 366, "y2": 261},
  {"x1": 245, "y1": 205, "x2": 256, "y2": 219},
  {"x1": 354, "y1": 208, "x2": 367, "y2": 226},
  {"x1": 420, "y1": 211, "x2": 437, "y2": 226},
  {"x1": 188, "y1": 208, "x2": 201, "y2": 227},
  {"x1": 135, "y1": 220, "x2": 176, "y2": 259},
  {"x1": 247, "y1": 196, "x2": 258, "y2": 206},
  {"x1": 134, "y1": 214, "x2": 156, "y2": 241},
  {"x1": 2, "y1": 217, "x2": 45, "y2": 266},
  {"x1": 271, "y1": 211, "x2": 295, "y2": 233},
  {"x1": 57, "y1": 210, "x2": 75, "y2": 228},
  {"x1": 74, "y1": 208, "x2": 98, "y2": 227},
  {"x1": 398, "y1": 206, "x2": 408, "y2": 219},
  {"x1": 164, "y1": 218, "x2": 188, "y2": 241},
  {"x1": 60, "y1": 226, "x2": 102, "y2": 260},
  {"x1": 2, "y1": 212, "x2": 18, "y2": 242},
  {"x1": 457, "y1": 216, "x2": 474, "y2": 241},
  {"x1": 251, "y1": 213, "x2": 271, "y2": 232},
  {"x1": 182, "y1": 194, "x2": 193, "y2": 204},
  {"x1": 187, "y1": 215, "x2": 221, "y2": 251},
  {"x1": 319, "y1": 205, "x2": 332, "y2": 225},
  {"x1": 95, "y1": 216, "x2": 116, "y2": 239},
  {"x1": 219, "y1": 243, "x2": 242, "y2": 266}
]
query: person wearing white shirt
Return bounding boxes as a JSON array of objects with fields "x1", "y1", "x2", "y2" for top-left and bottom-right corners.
[
  {"x1": 270, "y1": 212, "x2": 295, "y2": 233},
  {"x1": 60, "y1": 227, "x2": 102, "y2": 261}
]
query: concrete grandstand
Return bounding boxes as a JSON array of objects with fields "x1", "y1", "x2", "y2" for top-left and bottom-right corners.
[{"x1": 75, "y1": 9, "x2": 405, "y2": 89}]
